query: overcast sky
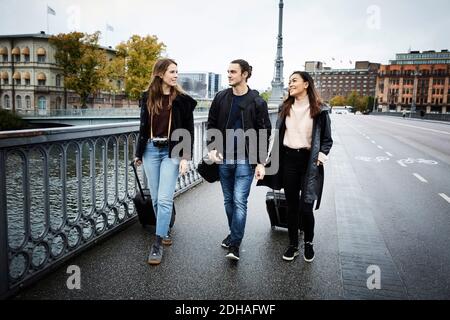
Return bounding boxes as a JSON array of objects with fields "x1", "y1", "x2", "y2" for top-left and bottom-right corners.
[{"x1": 1, "y1": 0, "x2": 449, "y2": 91}]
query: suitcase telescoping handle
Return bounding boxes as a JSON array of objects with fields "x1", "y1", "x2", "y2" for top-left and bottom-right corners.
[
  {"x1": 272, "y1": 188, "x2": 281, "y2": 221},
  {"x1": 130, "y1": 161, "x2": 147, "y2": 200}
]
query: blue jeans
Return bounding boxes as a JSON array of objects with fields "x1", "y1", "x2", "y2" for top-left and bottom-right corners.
[
  {"x1": 142, "y1": 141, "x2": 179, "y2": 238},
  {"x1": 218, "y1": 162, "x2": 254, "y2": 247}
]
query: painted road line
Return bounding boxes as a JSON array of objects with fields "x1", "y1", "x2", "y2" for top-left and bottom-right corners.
[
  {"x1": 397, "y1": 160, "x2": 407, "y2": 167},
  {"x1": 371, "y1": 140, "x2": 376, "y2": 144},
  {"x1": 439, "y1": 193, "x2": 450, "y2": 204},
  {"x1": 371, "y1": 118, "x2": 450, "y2": 135},
  {"x1": 377, "y1": 145, "x2": 384, "y2": 150},
  {"x1": 386, "y1": 152, "x2": 393, "y2": 157},
  {"x1": 413, "y1": 173, "x2": 428, "y2": 183}
]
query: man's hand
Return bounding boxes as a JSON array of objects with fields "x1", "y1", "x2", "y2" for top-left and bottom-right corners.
[
  {"x1": 179, "y1": 159, "x2": 189, "y2": 175},
  {"x1": 208, "y1": 150, "x2": 223, "y2": 163},
  {"x1": 255, "y1": 164, "x2": 265, "y2": 180}
]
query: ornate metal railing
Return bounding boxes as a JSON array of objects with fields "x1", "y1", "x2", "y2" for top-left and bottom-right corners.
[
  {"x1": 0, "y1": 118, "x2": 207, "y2": 298},
  {"x1": 0, "y1": 109, "x2": 278, "y2": 298}
]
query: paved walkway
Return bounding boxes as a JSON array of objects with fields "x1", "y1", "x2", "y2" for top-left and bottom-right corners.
[{"x1": 14, "y1": 121, "x2": 410, "y2": 300}]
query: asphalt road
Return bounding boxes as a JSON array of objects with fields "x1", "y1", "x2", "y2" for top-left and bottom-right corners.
[
  {"x1": 13, "y1": 114, "x2": 450, "y2": 300},
  {"x1": 331, "y1": 114, "x2": 450, "y2": 299}
]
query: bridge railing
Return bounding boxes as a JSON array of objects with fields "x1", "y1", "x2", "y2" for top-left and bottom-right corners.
[
  {"x1": 0, "y1": 118, "x2": 209, "y2": 298},
  {"x1": 17, "y1": 100, "x2": 213, "y2": 118},
  {"x1": 0, "y1": 109, "x2": 278, "y2": 298}
]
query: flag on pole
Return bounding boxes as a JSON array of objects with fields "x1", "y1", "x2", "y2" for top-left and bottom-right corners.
[
  {"x1": 331, "y1": 57, "x2": 335, "y2": 61},
  {"x1": 106, "y1": 24, "x2": 114, "y2": 32},
  {"x1": 349, "y1": 60, "x2": 352, "y2": 64},
  {"x1": 47, "y1": 5, "x2": 56, "y2": 15}
]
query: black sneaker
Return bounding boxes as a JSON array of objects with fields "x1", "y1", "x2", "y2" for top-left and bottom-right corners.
[
  {"x1": 282, "y1": 245, "x2": 299, "y2": 261},
  {"x1": 304, "y1": 242, "x2": 315, "y2": 262},
  {"x1": 225, "y1": 245, "x2": 240, "y2": 261},
  {"x1": 221, "y1": 234, "x2": 232, "y2": 248}
]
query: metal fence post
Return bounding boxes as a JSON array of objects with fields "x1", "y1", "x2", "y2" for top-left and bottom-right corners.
[{"x1": 0, "y1": 150, "x2": 9, "y2": 297}]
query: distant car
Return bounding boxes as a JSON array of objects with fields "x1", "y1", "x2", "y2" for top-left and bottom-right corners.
[{"x1": 332, "y1": 107, "x2": 349, "y2": 114}]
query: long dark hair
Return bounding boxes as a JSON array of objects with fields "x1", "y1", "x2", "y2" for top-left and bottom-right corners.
[
  {"x1": 146, "y1": 58, "x2": 184, "y2": 115},
  {"x1": 279, "y1": 71, "x2": 322, "y2": 119}
]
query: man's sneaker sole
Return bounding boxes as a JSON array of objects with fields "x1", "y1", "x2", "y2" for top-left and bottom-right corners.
[
  {"x1": 162, "y1": 238, "x2": 172, "y2": 246},
  {"x1": 282, "y1": 251, "x2": 299, "y2": 261},
  {"x1": 225, "y1": 253, "x2": 239, "y2": 261},
  {"x1": 148, "y1": 259, "x2": 161, "y2": 265},
  {"x1": 221, "y1": 243, "x2": 230, "y2": 249},
  {"x1": 303, "y1": 255, "x2": 315, "y2": 263}
]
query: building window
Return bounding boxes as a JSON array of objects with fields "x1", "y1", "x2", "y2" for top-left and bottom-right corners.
[
  {"x1": 56, "y1": 74, "x2": 61, "y2": 87},
  {"x1": 4, "y1": 95, "x2": 10, "y2": 108},
  {"x1": 16, "y1": 95, "x2": 22, "y2": 109},
  {"x1": 56, "y1": 96, "x2": 62, "y2": 109},
  {"x1": 37, "y1": 55, "x2": 45, "y2": 63},
  {"x1": 38, "y1": 96, "x2": 47, "y2": 112},
  {"x1": 37, "y1": 72, "x2": 46, "y2": 86},
  {"x1": 25, "y1": 95, "x2": 31, "y2": 109},
  {"x1": 25, "y1": 79, "x2": 30, "y2": 86}
]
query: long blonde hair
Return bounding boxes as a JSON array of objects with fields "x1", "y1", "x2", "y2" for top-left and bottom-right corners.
[{"x1": 147, "y1": 58, "x2": 184, "y2": 115}]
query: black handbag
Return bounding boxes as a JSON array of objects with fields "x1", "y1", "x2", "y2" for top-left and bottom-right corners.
[
  {"x1": 197, "y1": 157, "x2": 219, "y2": 183},
  {"x1": 130, "y1": 161, "x2": 176, "y2": 227}
]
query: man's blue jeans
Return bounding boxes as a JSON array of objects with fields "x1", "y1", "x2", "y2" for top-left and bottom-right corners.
[
  {"x1": 218, "y1": 162, "x2": 254, "y2": 247},
  {"x1": 142, "y1": 141, "x2": 179, "y2": 238}
]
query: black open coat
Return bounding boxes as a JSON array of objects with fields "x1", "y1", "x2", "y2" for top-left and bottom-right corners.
[
  {"x1": 135, "y1": 91, "x2": 197, "y2": 160},
  {"x1": 257, "y1": 105, "x2": 333, "y2": 210}
]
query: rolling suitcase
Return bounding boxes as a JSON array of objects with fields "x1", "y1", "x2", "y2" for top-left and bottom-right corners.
[
  {"x1": 265, "y1": 190, "x2": 303, "y2": 231},
  {"x1": 130, "y1": 161, "x2": 176, "y2": 228}
]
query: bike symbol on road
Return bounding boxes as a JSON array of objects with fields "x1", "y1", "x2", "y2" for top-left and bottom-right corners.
[
  {"x1": 397, "y1": 158, "x2": 438, "y2": 167},
  {"x1": 355, "y1": 156, "x2": 438, "y2": 167},
  {"x1": 355, "y1": 156, "x2": 390, "y2": 163}
]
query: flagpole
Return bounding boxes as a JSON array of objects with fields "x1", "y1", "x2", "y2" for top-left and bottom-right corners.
[{"x1": 46, "y1": 4, "x2": 49, "y2": 34}]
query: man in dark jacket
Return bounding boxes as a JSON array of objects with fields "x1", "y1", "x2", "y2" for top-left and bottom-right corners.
[{"x1": 207, "y1": 59, "x2": 271, "y2": 261}]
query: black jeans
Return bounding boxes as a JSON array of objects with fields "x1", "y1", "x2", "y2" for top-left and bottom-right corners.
[{"x1": 282, "y1": 146, "x2": 315, "y2": 246}]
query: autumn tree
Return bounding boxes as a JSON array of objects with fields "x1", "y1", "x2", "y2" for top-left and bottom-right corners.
[
  {"x1": 50, "y1": 31, "x2": 108, "y2": 108},
  {"x1": 114, "y1": 35, "x2": 166, "y2": 101},
  {"x1": 330, "y1": 95, "x2": 346, "y2": 107}
]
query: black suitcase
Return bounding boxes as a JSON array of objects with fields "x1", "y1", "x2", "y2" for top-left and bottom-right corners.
[
  {"x1": 265, "y1": 190, "x2": 303, "y2": 231},
  {"x1": 130, "y1": 161, "x2": 176, "y2": 227}
]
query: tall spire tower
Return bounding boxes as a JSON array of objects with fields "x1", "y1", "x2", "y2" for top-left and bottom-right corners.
[{"x1": 268, "y1": 0, "x2": 285, "y2": 106}]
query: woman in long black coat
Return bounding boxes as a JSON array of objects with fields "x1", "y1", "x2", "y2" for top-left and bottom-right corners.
[{"x1": 257, "y1": 71, "x2": 333, "y2": 263}]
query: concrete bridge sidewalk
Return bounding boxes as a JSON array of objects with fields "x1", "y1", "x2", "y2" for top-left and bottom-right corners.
[{"x1": 14, "y1": 126, "x2": 410, "y2": 300}]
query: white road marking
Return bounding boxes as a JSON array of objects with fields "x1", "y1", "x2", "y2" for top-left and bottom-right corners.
[
  {"x1": 439, "y1": 193, "x2": 450, "y2": 203},
  {"x1": 397, "y1": 160, "x2": 407, "y2": 167},
  {"x1": 371, "y1": 140, "x2": 376, "y2": 144},
  {"x1": 386, "y1": 152, "x2": 393, "y2": 157},
  {"x1": 413, "y1": 173, "x2": 428, "y2": 183},
  {"x1": 370, "y1": 118, "x2": 450, "y2": 135},
  {"x1": 377, "y1": 145, "x2": 384, "y2": 150}
]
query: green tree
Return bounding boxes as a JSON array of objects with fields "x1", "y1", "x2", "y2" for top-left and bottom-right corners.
[
  {"x1": 50, "y1": 31, "x2": 108, "y2": 108},
  {"x1": 330, "y1": 95, "x2": 346, "y2": 106},
  {"x1": 260, "y1": 90, "x2": 271, "y2": 102},
  {"x1": 0, "y1": 109, "x2": 29, "y2": 131},
  {"x1": 115, "y1": 35, "x2": 166, "y2": 101},
  {"x1": 346, "y1": 91, "x2": 359, "y2": 110}
]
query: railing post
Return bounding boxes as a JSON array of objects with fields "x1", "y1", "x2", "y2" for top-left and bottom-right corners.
[{"x1": 0, "y1": 150, "x2": 9, "y2": 297}]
